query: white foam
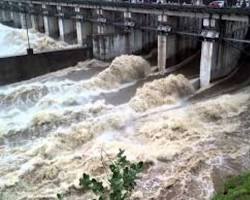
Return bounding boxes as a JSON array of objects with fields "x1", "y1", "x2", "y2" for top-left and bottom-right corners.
[
  {"x1": 0, "y1": 35, "x2": 250, "y2": 200},
  {"x1": 0, "y1": 23, "x2": 72, "y2": 57}
]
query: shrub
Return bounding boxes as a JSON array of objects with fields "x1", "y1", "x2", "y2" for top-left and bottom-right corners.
[{"x1": 58, "y1": 149, "x2": 144, "y2": 200}]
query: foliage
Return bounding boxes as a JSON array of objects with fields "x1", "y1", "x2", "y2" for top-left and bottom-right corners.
[
  {"x1": 212, "y1": 172, "x2": 250, "y2": 200},
  {"x1": 57, "y1": 193, "x2": 64, "y2": 200},
  {"x1": 57, "y1": 149, "x2": 144, "y2": 200}
]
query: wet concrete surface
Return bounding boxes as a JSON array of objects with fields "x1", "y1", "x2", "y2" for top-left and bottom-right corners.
[{"x1": 191, "y1": 57, "x2": 250, "y2": 103}]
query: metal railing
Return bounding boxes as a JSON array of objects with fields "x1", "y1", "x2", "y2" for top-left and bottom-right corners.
[{"x1": 1, "y1": 0, "x2": 250, "y2": 15}]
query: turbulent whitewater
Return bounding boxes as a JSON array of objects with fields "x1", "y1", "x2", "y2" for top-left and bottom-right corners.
[
  {"x1": 129, "y1": 74, "x2": 195, "y2": 112},
  {"x1": 0, "y1": 25, "x2": 250, "y2": 200},
  {"x1": 0, "y1": 23, "x2": 70, "y2": 57}
]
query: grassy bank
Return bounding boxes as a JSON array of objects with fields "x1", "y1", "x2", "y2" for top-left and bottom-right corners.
[{"x1": 212, "y1": 172, "x2": 250, "y2": 200}]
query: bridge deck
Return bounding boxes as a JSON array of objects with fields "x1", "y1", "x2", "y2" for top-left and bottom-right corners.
[{"x1": 2, "y1": 0, "x2": 250, "y2": 20}]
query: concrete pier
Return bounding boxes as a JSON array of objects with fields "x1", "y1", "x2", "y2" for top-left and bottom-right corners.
[
  {"x1": 75, "y1": 7, "x2": 92, "y2": 46},
  {"x1": 93, "y1": 8, "x2": 114, "y2": 60},
  {"x1": 124, "y1": 11, "x2": 134, "y2": 54},
  {"x1": 157, "y1": 14, "x2": 169, "y2": 73},
  {"x1": 20, "y1": 13, "x2": 32, "y2": 29},
  {"x1": 3, "y1": 10, "x2": 11, "y2": 22},
  {"x1": 30, "y1": 4, "x2": 44, "y2": 32},
  {"x1": 31, "y1": 15, "x2": 44, "y2": 32},
  {"x1": 43, "y1": 4, "x2": 59, "y2": 38},
  {"x1": 157, "y1": 33, "x2": 167, "y2": 73},
  {"x1": 92, "y1": 10, "x2": 148, "y2": 60},
  {"x1": 31, "y1": 15, "x2": 38, "y2": 30},
  {"x1": 0, "y1": 9, "x2": 3, "y2": 21},
  {"x1": 57, "y1": 6, "x2": 75, "y2": 43},
  {"x1": 12, "y1": 11, "x2": 21, "y2": 28},
  {"x1": 200, "y1": 39, "x2": 218, "y2": 87},
  {"x1": 10, "y1": 11, "x2": 14, "y2": 22},
  {"x1": 58, "y1": 17, "x2": 75, "y2": 42},
  {"x1": 200, "y1": 19, "x2": 219, "y2": 87},
  {"x1": 44, "y1": 15, "x2": 59, "y2": 38},
  {"x1": 76, "y1": 20, "x2": 92, "y2": 45}
]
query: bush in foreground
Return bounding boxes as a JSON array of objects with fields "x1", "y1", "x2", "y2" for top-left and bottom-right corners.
[{"x1": 58, "y1": 149, "x2": 144, "y2": 200}]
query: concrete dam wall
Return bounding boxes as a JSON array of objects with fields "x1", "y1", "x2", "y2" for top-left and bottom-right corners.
[
  {"x1": 0, "y1": 47, "x2": 92, "y2": 85},
  {"x1": 0, "y1": 0, "x2": 249, "y2": 87}
]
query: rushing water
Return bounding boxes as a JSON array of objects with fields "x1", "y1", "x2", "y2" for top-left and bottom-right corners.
[
  {"x1": 0, "y1": 24, "x2": 250, "y2": 200},
  {"x1": 0, "y1": 24, "x2": 73, "y2": 57}
]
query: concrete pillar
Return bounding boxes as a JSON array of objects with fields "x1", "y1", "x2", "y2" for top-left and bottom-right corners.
[
  {"x1": 12, "y1": 11, "x2": 21, "y2": 28},
  {"x1": 76, "y1": 20, "x2": 84, "y2": 45},
  {"x1": 158, "y1": 33, "x2": 167, "y2": 73},
  {"x1": 31, "y1": 15, "x2": 38, "y2": 30},
  {"x1": 98, "y1": 36, "x2": 105, "y2": 60},
  {"x1": 96, "y1": 8, "x2": 114, "y2": 34},
  {"x1": 57, "y1": 6, "x2": 75, "y2": 43},
  {"x1": 20, "y1": 13, "x2": 26, "y2": 28},
  {"x1": 10, "y1": 11, "x2": 14, "y2": 22},
  {"x1": 29, "y1": 4, "x2": 44, "y2": 32},
  {"x1": 8, "y1": 2, "x2": 14, "y2": 22},
  {"x1": 199, "y1": 19, "x2": 219, "y2": 88},
  {"x1": 97, "y1": 24, "x2": 105, "y2": 34},
  {"x1": 43, "y1": 4, "x2": 59, "y2": 38},
  {"x1": 124, "y1": 11, "x2": 134, "y2": 54},
  {"x1": 0, "y1": 9, "x2": 4, "y2": 22},
  {"x1": 2, "y1": 10, "x2": 11, "y2": 22},
  {"x1": 31, "y1": 14, "x2": 44, "y2": 32},
  {"x1": 58, "y1": 17, "x2": 74, "y2": 42},
  {"x1": 200, "y1": 40, "x2": 218, "y2": 88},
  {"x1": 96, "y1": 9, "x2": 106, "y2": 59},
  {"x1": 44, "y1": 15, "x2": 59, "y2": 38},
  {"x1": 75, "y1": 7, "x2": 93, "y2": 46},
  {"x1": 20, "y1": 13, "x2": 32, "y2": 29},
  {"x1": 193, "y1": 0, "x2": 203, "y2": 6},
  {"x1": 76, "y1": 19, "x2": 92, "y2": 45},
  {"x1": 125, "y1": 33, "x2": 131, "y2": 54},
  {"x1": 157, "y1": 14, "x2": 171, "y2": 73}
]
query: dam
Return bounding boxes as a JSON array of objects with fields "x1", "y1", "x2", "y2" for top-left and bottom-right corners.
[
  {"x1": 0, "y1": 0, "x2": 249, "y2": 87},
  {"x1": 0, "y1": 1, "x2": 250, "y2": 200}
]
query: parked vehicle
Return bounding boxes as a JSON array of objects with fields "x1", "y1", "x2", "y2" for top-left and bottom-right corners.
[
  {"x1": 235, "y1": 0, "x2": 250, "y2": 8},
  {"x1": 122, "y1": 0, "x2": 165, "y2": 3},
  {"x1": 208, "y1": 0, "x2": 226, "y2": 7}
]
